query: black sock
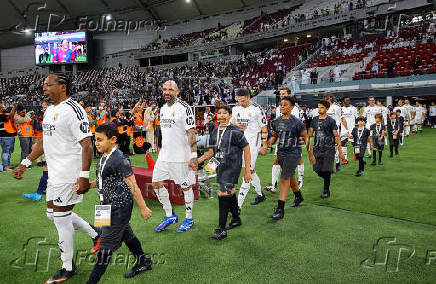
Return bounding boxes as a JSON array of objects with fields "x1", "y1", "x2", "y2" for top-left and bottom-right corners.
[
  {"x1": 125, "y1": 237, "x2": 150, "y2": 266},
  {"x1": 294, "y1": 190, "x2": 302, "y2": 199},
  {"x1": 389, "y1": 145, "x2": 393, "y2": 156},
  {"x1": 322, "y1": 171, "x2": 331, "y2": 193},
  {"x1": 228, "y1": 194, "x2": 240, "y2": 220},
  {"x1": 86, "y1": 250, "x2": 112, "y2": 284},
  {"x1": 373, "y1": 150, "x2": 377, "y2": 162},
  {"x1": 218, "y1": 196, "x2": 230, "y2": 229},
  {"x1": 378, "y1": 151, "x2": 383, "y2": 162},
  {"x1": 277, "y1": 200, "x2": 285, "y2": 210}
]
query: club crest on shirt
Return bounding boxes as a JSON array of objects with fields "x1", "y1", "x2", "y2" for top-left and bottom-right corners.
[
  {"x1": 171, "y1": 111, "x2": 175, "y2": 117},
  {"x1": 53, "y1": 113, "x2": 60, "y2": 121}
]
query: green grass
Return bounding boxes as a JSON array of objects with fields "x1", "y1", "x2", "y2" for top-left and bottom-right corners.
[{"x1": 1, "y1": 129, "x2": 436, "y2": 283}]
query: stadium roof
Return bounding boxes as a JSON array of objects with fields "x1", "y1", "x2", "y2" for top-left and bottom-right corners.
[{"x1": 0, "y1": 0, "x2": 283, "y2": 49}]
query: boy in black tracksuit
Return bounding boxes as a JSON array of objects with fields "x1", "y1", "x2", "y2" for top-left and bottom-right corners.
[
  {"x1": 350, "y1": 116, "x2": 371, "y2": 177},
  {"x1": 370, "y1": 113, "x2": 386, "y2": 165},
  {"x1": 198, "y1": 105, "x2": 251, "y2": 240},
  {"x1": 387, "y1": 112, "x2": 400, "y2": 157},
  {"x1": 77, "y1": 123, "x2": 153, "y2": 283},
  {"x1": 395, "y1": 109, "x2": 405, "y2": 145}
]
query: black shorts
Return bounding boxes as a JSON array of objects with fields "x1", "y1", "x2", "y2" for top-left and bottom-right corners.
[
  {"x1": 99, "y1": 223, "x2": 136, "y2": 252},
  {"x1": 277, "y1": 156, "x2": 299, "y2": 179},
  {"x1": 313, "y1": 155, "x2": 334, "y2": 173}
]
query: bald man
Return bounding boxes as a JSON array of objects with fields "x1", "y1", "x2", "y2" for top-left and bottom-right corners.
[{"x1": 152, "y1": 80, "x2": 198, "y2": 232}]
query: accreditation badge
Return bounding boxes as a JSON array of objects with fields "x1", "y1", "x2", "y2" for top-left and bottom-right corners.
[
  {"x1": 94, "y1": 205, "x2": 111, "y2": 227},
  {"x1": 354, "y1": 146, "x2": 360, "y2": 155},
  {"x1": 204, "y1": 157, "x2": 220, "y2": 174}
]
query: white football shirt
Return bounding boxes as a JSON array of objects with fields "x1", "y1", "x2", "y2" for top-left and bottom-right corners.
[
  {"x1": 158, "y1": 99, "x2": 195, "y2": 163},
  {"x1": 404, "y1": 104, "x2": 414, "y2": 121},
  {"x1": 393, "y1": 106, "x2": 407, "y2": 118},
  {"x1": 231, "y1": 102, "x2": 267, "y2": 148},
  {"x1": 363, "y1": 105, "x2": 381, "y2": 126},
  {"x1": 340, "y1": 105, "x2": 358, "y2": 132},
  {"x1": 276, "y1": 104, "x2": 301, "y2": 119},
  {"x1": 327, "y1": 103, "x2": 342, "y2": 126},
  {"x1": 414, "y1": 106, "x2": 425, "y2": 120},
  {"x1": 378, "y1": 106, "x2": 389, "y2": 125},
  {"x1": 43, "y1": 98, "x2": 92, "y2": 184}
]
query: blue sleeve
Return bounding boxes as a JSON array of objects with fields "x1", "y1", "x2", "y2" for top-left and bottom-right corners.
[
  {"x1": 117, "y1": 156, "x2": 134, "y2": 179},
  {"x1": 331, "y1": 118, "x2": 338, "y2": 131},
  {"x1": 297, "y1": 119, "x2": 306, "y2": 134},
  {"x1": 231, "y1": 129, "x2": 249, "y2": 149}
]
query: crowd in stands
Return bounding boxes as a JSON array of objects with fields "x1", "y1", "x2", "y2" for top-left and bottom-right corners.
[{"x1": 142, "y1": 0, "x2": 367, "y2": 52}]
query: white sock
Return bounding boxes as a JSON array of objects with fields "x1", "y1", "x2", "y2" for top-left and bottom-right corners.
[
  {"x1": 71, "y1": 212, "x2": 98, "y2": 238},
  {"x1": 271, "y1": 165, "x2": 280, "y2": 188},
  {"x1": 335, "y1": 150, "x2": 339, "y2": 164},
  {"x1": 238, "y1": 182, "x2": 251, "y2": 208},
  {"x1": 183, "y1": 188, "x2": 194, "y2": 219},
  {"x1": 250, "y1": 172, "x2": 262, "y2": 196},
  {"x1": 342, "y1": 146, "x2": 348, "y2": 160},
  {"x1": 53, "y1": 211, "x2": 74, "y2": 271},
  {"x1": 297, "y1": 164, "x2": 304, "y2": 183},
  {"x1": 367, "y1": 143, "x2": 371, "y2": 154},
  {"x1": 46, "y1": 208, "x2": 54, "y2": 221},
  {"x1": 154, "y1": 187, "x2": 173, "y2": 217}
]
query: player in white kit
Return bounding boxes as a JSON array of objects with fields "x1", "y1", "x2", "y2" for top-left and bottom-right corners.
[
  {"x1": 340, "y1": 97, "x2": 358, "y2": 165},
  {"x1": 377, "y1": 99, "x2": 389, "y2": 144},
  {"x1": 403, "y1": 98, "x2": 414, "y2": 137},
  {"x1": 264, "y1": 87, "x2": 305, "y2": 196},
  {"x1": 13, "y1": 73, "x2": 100, "y2": 284},
  {"x1": 413, "y1": 101, "x2": 426, "y2": 134},
  {"x1": 231, "y1": 88, "x2": 268, "y2": 209},
  {"x1": 363, "y1": 97, "x2": 381, "y2": 157},
  {"x1": 152, "y1": 80, "x2": 198, "y2": 232}
]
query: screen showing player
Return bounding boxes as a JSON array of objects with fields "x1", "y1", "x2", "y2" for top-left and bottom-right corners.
[{"x1": 34, "y1": 31, "x2": 87, "y2": 65}]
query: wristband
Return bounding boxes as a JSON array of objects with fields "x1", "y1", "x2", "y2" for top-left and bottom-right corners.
[
  {"x1": 20, "y1": 158, "x2": 32, "y2": 167},
  {"x1": 79, "y1": 171, "x2": 90, "y2": 179},
  {"x1": 191, "y1": 152, "x2": 198, "y2": 158}
]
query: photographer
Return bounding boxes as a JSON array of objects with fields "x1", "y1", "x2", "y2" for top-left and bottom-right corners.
[
  {"x1": 14, "y1": 105, "x2": 34, "y2": 166},
  {"x1": 0, "y1": 102, "x2": 18, "y2": 172}
]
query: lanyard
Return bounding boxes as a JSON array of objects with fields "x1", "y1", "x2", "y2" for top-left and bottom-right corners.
[
  {"x1": 98, "y1": 146, "x2": 117, "y2": 202},
  {"x1": 375, "y1": 124, "x2": 381, "y2": 136},
  {"x1": 357, "y1": 128, "x2": 364, "y2": 143},
  {"x1": 216, "y1": 125, "x2": 227, "y2": 151}
]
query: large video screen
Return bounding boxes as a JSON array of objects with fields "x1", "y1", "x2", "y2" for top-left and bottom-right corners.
[{"x1": 34, "y1": 31, "x2": 87, "y2": 65}]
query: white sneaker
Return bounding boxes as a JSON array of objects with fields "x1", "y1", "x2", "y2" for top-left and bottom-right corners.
[{"x1": 298, "y1": 180, "x2": 303, "y2": 189}]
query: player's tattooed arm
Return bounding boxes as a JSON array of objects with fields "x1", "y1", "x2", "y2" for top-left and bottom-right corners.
[
  {"x1": 301, "y1": 130, "x2": 315, "y2": 165},
  {"x1": 187, "y1": 128, "x2": 198, "y2": 171},
  {"x1": 333, "y1": 130, "x2": 344, "y2": 160},
  {"x1": 124, "y1": 174, "x2": 152, "y2": 219},
  {"x1": 198, "y1": 149, "x2": 214, "y2": 164},
  {"x1": 261, "y1": 125, "x2": 268, "y2": 148}
]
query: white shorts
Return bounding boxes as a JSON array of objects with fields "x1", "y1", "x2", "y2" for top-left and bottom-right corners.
[
  {"x1": 340, "y1": 128, "x2": 353, "y2": 142},
  {"x1": 152, "y1": 159, "x2": 196, "y2": 187},
  {"x1": 242, "y1": 146, "x2": 259, "y2": 170},
  {"x1": 415, "y1": 117, "x2": 423, "y2": 124},
  {"x1": 46, "y1": 181, "x2": 83, "y2": 207}
]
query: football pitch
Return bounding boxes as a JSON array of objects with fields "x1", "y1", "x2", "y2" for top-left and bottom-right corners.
[{"x1": 1, "y1": 129, "x2": 435, "y2": 283}]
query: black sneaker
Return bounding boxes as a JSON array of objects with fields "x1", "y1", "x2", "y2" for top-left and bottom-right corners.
[
  {"x1": 271, "y1": 207, "x2": 284, "y2": 220},
  {"x1": 378, "y1": 161, "x2": 383, "y2": 165},
  {"x1": 320, "y1": 192, "x2": 330, "y2": 199},
  {"x1": 124, "y1": 260, "x2": 152, "y2": 278},
  {"x1": 250, "y1": 194, "x2": 266, "y2": 205},
  {"x1": 290, "y1": 197, "x2": 304, "y2": 207},
  {"x1": 45, "y1": 264, "x2": 77, "y2": 284},
  {"x1": 225, "y1": 218, "x2": 242, "y2": 230},
  {"x1": 355, "y1": 171, "x2": 362, "y2": 177},
  {"x1": 212, "y1": 228, "x2": 227, "y2": 240},
  {"x1": 370, "y1": 161, "x2": 377, "y2": 166},
  {"x1": 335, "y1": 163, "x2": 341, "y2": 172},
  {"x1": 389, "y1": 154, "x2": 393, "y2": 158}
]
